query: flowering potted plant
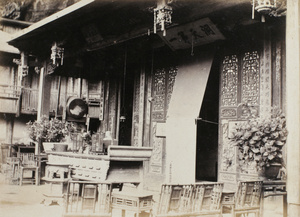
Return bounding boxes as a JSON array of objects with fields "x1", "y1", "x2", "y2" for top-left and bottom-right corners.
[
  {"x1": 27, "y1": 116, "x2": 71, "y2": 152},
  {"x1": 228, "y1": 105, "x2": 288, "y2": 179}
]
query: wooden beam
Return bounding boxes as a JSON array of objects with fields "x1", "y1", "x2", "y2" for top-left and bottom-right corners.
[{"x1": 85, "y1": 27, "x2": 151, "y2": 51}]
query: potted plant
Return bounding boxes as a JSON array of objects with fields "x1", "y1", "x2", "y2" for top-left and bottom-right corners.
[
  {"x1": 228, "y1": 105, "x2": 288, "y2": 180},
  {"x1": 27, "y1": 116, "x2": 71, "y2": 152},
  {"x1": 80, "y1": 131, "x2": 92, "y2": 154}
]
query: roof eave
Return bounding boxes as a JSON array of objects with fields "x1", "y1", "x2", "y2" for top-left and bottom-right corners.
[{"x1": 8, "y1": 0, "x2": 95, "y2": 46}]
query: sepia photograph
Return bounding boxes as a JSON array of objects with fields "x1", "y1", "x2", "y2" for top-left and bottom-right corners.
[{"x1": 0, "y1": 0, "x2": 297, "y2": 216}]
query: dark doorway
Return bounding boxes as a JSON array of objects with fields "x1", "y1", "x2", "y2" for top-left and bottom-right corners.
[
  {"x1": 118, "y1": 69, "x2": 134, "y2": 146},
  {"x1": 196, "y1": 58, "x2": 220, "y2": 181}
]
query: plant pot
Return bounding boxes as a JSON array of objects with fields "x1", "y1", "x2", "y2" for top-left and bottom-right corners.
[
  {"x1": 264, "y1": 163, "x2": 282, "y2": 180},
  {"x1": 53, "y1": 143, "x2": 68, "y2": 152},
  {"x1": 43, "y1": 142, "x2": 55, "y2": 153}
]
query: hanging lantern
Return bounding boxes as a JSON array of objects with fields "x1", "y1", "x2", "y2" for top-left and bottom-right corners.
[
  {"x1": 50, "y1": 42, "x2": 64, "y2": 65},
  {"x1": 252, "y1": 0, "x2": 277, "y2": 22},
  {"x1": 154, "y1": 0, "x2": 172, "y2": 36}
]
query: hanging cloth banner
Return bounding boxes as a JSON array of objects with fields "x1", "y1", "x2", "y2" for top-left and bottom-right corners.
[{"x1": 166, "y1": 48, "x2": 215, "y2": 183}]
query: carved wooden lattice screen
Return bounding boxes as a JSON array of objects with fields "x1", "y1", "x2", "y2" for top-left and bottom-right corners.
[
  {"x1": 219, "y1": 38, "x2": 284, "y2": 185},
  {"x1": 149, "y1": 67, "x2": 177, "y2": 174},
  {"x1": 219, "y1": 51, "x2": 261, "y2": 184}
]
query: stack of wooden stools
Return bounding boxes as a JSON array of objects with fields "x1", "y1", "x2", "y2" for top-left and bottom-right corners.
[{"x1": 43, "y1": 163, "x2": 71, "y2": 205}]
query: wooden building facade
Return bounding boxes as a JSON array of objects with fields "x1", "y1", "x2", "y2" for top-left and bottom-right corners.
[{"x1": 2, "y1": 2, "x2": 297, "y2": 214}]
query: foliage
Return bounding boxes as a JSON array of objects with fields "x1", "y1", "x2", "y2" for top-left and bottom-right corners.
[
  {"x1": 228, "y1": 107, "x2": 288, "y2": 171},
  {"x1": 27, "y1": 116, "x2": 73, "y2": 143},
  {"x1": 81, "y1": 131, "x2": 92, "y2": 146}
]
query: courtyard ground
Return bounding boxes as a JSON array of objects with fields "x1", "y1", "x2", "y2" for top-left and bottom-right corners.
[{"x1": 0, "y1": 172, "x2": 285, "y2": 217}]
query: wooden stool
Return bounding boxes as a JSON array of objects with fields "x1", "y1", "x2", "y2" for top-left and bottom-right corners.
[
  {"x1": 19, "y1": 166, "x2": 38, "y2": 185},
  {"x1": 111, "y1": 191, "x2": 153, "y2": 217}
]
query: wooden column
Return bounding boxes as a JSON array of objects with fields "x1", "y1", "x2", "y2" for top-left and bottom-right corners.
[
  {"x1": 37, "y1": 67, "x2": 51, "y2": 120},
  {"x1": 36, "y1": 66, "x2": 51, "y2": 185},
  {"x1": 286, "y1": 0, "x2": 300, "y2": 216},
  {"x1": 138, "y1": 63, "x2": 146, "y2": 147},
  {"x1": 37, "y1": 67, "x2": 45, "y2": 121}
]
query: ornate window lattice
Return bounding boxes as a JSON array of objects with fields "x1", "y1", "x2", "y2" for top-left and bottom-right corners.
[
  {"x1": 221, "y1": 55, "x2": 238, "y2": 107},
  {"x1": 153, "y1": 68, "x2": 167, "y2": 113},
  {"x1": 241, "y1": 51, "x2": 260, "y2": 105},
  {"x1": 152, "y1": 67, "x2": 178, "y2": 121}
]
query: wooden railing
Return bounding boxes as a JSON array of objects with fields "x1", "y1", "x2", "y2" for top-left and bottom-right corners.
[
  {"x1": 1, "y1": 85, "x2": 90, "y2": 115},
  {"x1": 0, "y1": 84, "x2": 21, "y2": 99},
  {"x1": 0, "y1": 85, "x2": 21, "y2": 114}
]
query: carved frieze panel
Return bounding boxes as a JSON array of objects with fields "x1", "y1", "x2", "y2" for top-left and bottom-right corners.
[
  {"x1": 238, "y1": 106, "x2": 259, "y2": 119},
  {"x1": 153, "y1": 95, "x2": 165, "y2": 111},
  {"x1": 154, "y1": 69, "x2": 166, "y2": 95},
  {"x1": 149, "y1": 67, "x2": 177, "y2": 173},
  {"x1": 152, "y1": 112, "x2": 165, "y2": 120},
  {"x1": 221, "y1": 55, "x2": 238, "y2": 107},
  {"x1": 219, "y1": 172, "x2": 237, "y2": 182},
  {"x1": 166, "y1": 67, "x2": 177, "y2": 110},
  {"x1": 221, "y1": 120, "x2": 236, "y2": 173},
  {"x1": 150, "y1": 122, "x2": 163, "y2": 174},
  {"x1": 152, "y1": 67, "x2": 177, "y2": 121},
  {"x1": 241, "y1": 51, "x2": 260, "y2": 105},
  {"x1": 220, "y1": 108, "x2": 237, "y2": 118},
  {"x1": 153, "y1": 68, "x2": 166, "y2": 121}
]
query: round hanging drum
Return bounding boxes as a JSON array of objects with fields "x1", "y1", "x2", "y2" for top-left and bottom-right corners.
[{"x1": 66, "y1": 97, "x2": 88, "y2": 120}]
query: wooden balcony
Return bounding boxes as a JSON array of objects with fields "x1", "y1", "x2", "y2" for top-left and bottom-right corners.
[
  {"x1": 0, "y1": 85, "x2": 21, "y2": 114},
  {"x1": 21, "y1": 88, "x2": 59, "y2": 115}
]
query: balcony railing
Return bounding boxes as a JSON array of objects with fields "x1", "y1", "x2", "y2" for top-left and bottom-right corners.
[
  {"x1": 1, "y1": 85, "x2": 88, "y2": 115},
  {"x1": 0, "y1": 85, "x2": 21, "y2": 114}
]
